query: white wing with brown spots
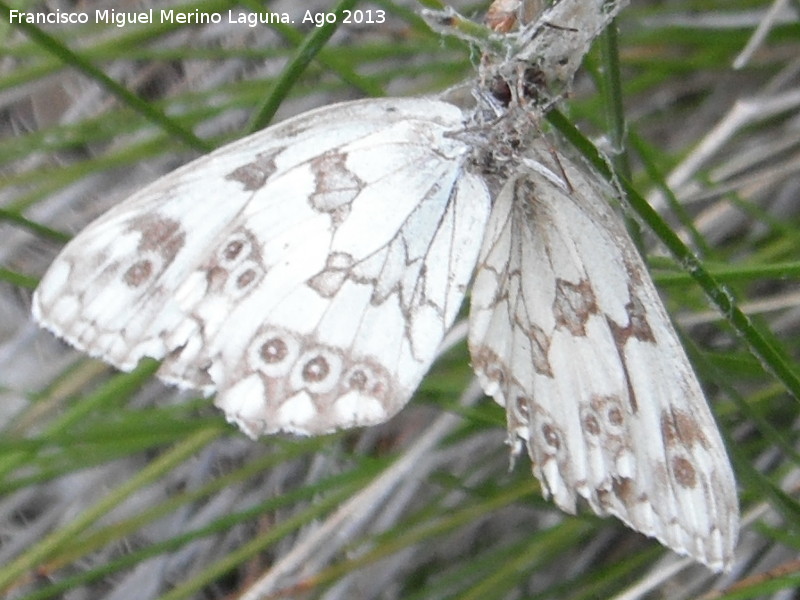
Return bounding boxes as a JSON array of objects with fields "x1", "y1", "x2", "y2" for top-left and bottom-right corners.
[
  {"x1": 33, "y1": 97, "x2": 491, "y2": 436},
  {"x1": 467, "y1": 139, "x2": 738, "y2": 571}
]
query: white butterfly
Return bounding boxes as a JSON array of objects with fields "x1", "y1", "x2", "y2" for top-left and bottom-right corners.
[{"x1": 32, "y1": 0, "x2": 738, "y2": 572}]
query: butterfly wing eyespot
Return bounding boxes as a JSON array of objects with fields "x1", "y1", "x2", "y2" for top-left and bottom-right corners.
[{"x1": 468, "y1": 139, "x2": 739, "y2": 571}]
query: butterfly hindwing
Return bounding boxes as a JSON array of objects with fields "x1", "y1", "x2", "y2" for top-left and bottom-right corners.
[
  {"x1": 467, "y1": 140, "x2": 738, "y2": 570},
  {"x1": 33, "y1": 98, "x2": 491, "y2": 436}
]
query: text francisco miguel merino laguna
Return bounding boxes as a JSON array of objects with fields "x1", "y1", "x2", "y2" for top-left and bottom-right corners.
[{"x1": 6, "y1": 8, "x2": 324, "y2": 27}]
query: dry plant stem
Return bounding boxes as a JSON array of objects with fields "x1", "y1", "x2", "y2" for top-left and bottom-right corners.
[
  {"x1": 650, "y1": 89, "x2": 800, "y2": 212},
  {"x1": 610, "y1": 559, "x2": 694, "y2": 600},
  {"x1": 678, "y1": 290, "x2": 800, "y2": 328},
  {"x1": 239, "y1": 380, "x2": 484, "y2": 599},
  {"x1": 733, "y1": 0, "x2": 793, "y2": 70}
]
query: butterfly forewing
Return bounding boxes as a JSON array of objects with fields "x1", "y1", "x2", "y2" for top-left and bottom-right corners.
[
  {"x1": 468, "y1": 140, "x2": 738, "y2": 570},
  {"x1": 33, "y1": 98, "x2": 491, "y2": 436}
]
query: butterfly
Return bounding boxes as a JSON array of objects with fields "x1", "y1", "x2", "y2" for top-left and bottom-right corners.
[{"x1": 32, "y1": 0, "x2": 737, "y2": 572}]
